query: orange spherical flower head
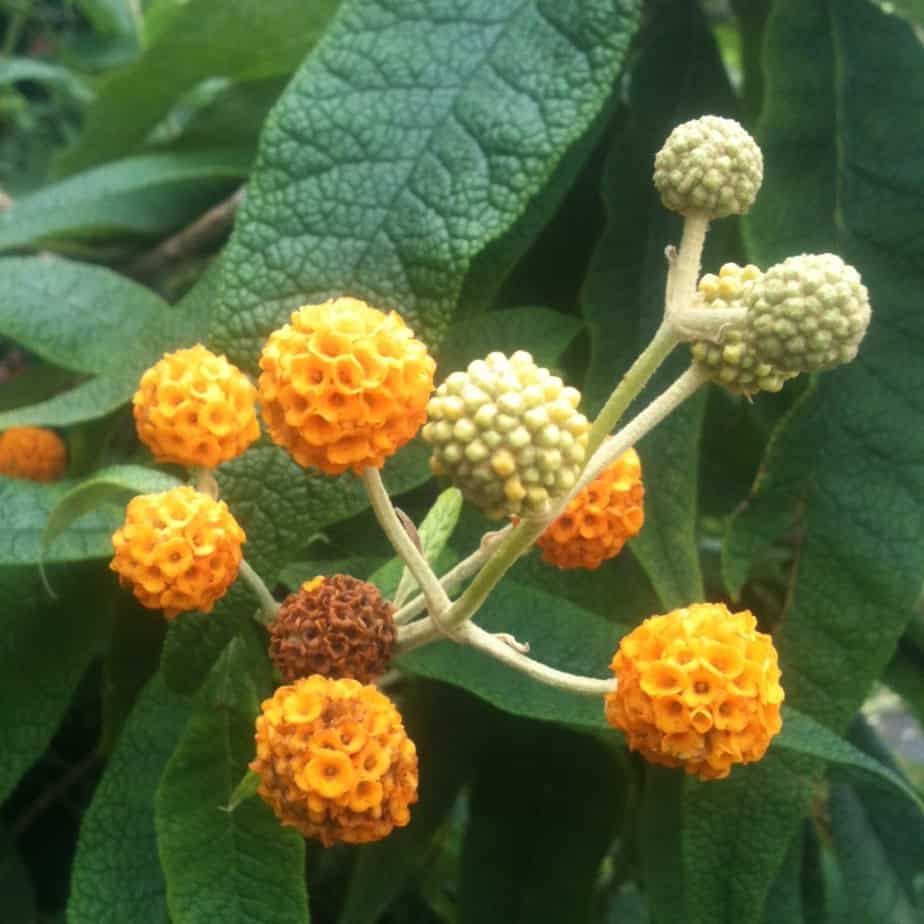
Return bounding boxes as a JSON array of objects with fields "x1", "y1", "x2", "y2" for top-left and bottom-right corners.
[
  {"x1": 133, "y1": 344, "x2": 260, "y2": 468},
  {"x1": 269, "y1": 575, "x2": 397, "y2": 683},
  {"x1": 258, "y1": 298, "x2": 436, "y2": 475},
  {"x1": 109, "y1": 485, "x2": 246, "y2": 619},
  {"x1": 250, "y1": 675, "x2": 419, "y2": 846},
  {"x1": 604, "y1": 602, "x2": 784, "y2": 781},
  {"x1": 537, "y1": 448, "x2": 644, "y2": 570},
  {"x1": 0, "y1": 427, "x2": 67, "y2": 482}
]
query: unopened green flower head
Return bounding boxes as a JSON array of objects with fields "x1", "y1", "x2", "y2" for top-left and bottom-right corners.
[
  {"x1": 422, "y1": 351, "x2": 588, "y2": 519},
  {"x1": 654, "y1": 116, "x2": 763, "y2": 219},
  {"x1": 747, "y1": 253, "x2": 872, "y2": 373},
  {"x1": 690, "y1": 263, "x2": 797, "y2": 396}
]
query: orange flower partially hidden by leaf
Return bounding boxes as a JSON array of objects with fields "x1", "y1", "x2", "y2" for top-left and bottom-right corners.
[
  {"x1": 0, "y1": 427, "x2": 66, "y2": 482},
  {"x1": 251, "y1": 676, "x2": 418, "y2": 846},
  {"x1": 537, "y1": 449, "x2": 644, "y2": 570},
  {"x1": 605, "y1": 602, "x2": 783, "y2": 780}
]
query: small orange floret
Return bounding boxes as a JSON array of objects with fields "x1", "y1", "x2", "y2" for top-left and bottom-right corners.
[
  {"x1": 250, "y1": 675, "x2": 418, "y2": 846},
  {"x1": 537, "y1": 449, "x2": 644, "y2": 570},
  {"x1": 258, "y1": 298, "x2": 435, "y2": 475},
  {"x1": 604, "y1": 602, "x2": 783, "y2": 780},
  {"x1": 0, "y1": 427, "x2": 67, "y2": 482},
  {"x1": 109, "y1": 485, "x2": 245, "y2": 619},
  {"x1": 133, "y1": 344, "x2": 260, "y2": 468}
]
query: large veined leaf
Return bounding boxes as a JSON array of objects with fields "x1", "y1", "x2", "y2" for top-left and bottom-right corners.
[
  {"x1": 0, "y1": 153, "x2": 250, "y2": 252},
  {"x1": 57, "y1": 0, "x2": 342, "y2": 174},
  {"x1": 155, "y1": 636, "x2": 308, "y2": 924},
  {"x1": 0, "y1": 256, "x2": 207, "y2": 429},
  {"x1": 0, "y1": 564, "x2": 110, "y2": 803},
  {"x1": 580, "y1": 0, "x2": 737, "y2": 609},
  {"x1": 209, "y1": 0, "x2": 643, "y2": 368},
  {"x1": 68, "y1": 674, "x2": 189, "y2": 924},
  {"x1": 690, "y1": 2, "x2": 924, "y2": 923}
]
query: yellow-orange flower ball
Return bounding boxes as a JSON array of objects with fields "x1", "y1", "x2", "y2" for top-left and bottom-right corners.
[
  {"x1": 133, "y1": 344, "x2": 260, "y2": 468},
  {"x1": 604, "y1": 603, "x2": 783, "y2": 780},
  {"x1": 251, "y1": 675, "x2": 418, "y2": 846},
  {"x1": 110, "y1": 485, "x2": 245, "y2": 619},
  {"x1": 258, "y1": 298, "x2": 436, "y2": 475},
  {"x1": 537, "y1": 449, "x2": 644, "y2": 570},
  {"x1": 0, "y1": 427, "x2": 67, "y2": 482}
]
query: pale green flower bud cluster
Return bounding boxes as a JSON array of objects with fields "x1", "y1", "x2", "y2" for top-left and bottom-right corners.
[
  {"x1": 690, "y1": 263, "x2": 797, "y2": 396},
  {"x1": 422, "y1": 351, "x2": 588, "y2": 520},
  {"x1": 748, "y1": 253, "x2": 871, "y2": 373},
  {"x1": 654, "y1": 116, "x2": 763, "y2": 219}
]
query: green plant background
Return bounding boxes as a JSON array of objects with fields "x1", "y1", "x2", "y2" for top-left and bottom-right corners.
[{"x1": 1, "y1": 0, "x2": 923, "y2": 922}]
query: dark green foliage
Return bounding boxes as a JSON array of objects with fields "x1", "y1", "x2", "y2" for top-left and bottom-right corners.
[{"x1": 0, "y1": 1, "x2": 921, "y2": 921}]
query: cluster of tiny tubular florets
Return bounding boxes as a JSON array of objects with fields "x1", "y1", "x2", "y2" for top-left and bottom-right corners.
[
  {"x1": 269, "y1": 575, "x2": 396, "y2": 684},
  {"x1": 422, "y1": 351, "x2": 589, "y2": 519},
  {"x1": 0, "y1": 427, "x2": 67, "y2": 482},
  {"x1": 110, "y1": 485, "x2": 245, "y2": 619},
  {"x1": 251, "y1": 675, "x2": 418, "y2": 846},
  {"x1": 605, "y1": 603, "x2": 783, "y2": 780},
  {"x1": 653, "y1": 116, "x2": 763, "y2": 218},
  {"x1": 133, "y1": 344, "x2": 260, "y2": 468},
  {"x1": 537, "y1": 449, "x2": 644, "y2": 570},
  {"x1": 690, "y1": 263, "x2": 796, "y2": 396},
  {"x1": 747, "y1": 253, "x2": 872, "y2": 373},
  {"x1": 258, "y1": 298, "x2": 436, "y2": 475}
]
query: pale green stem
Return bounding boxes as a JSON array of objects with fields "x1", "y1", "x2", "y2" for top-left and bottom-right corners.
[
  {"x1": 666, "y1": 213, "x2": 710, "y2": 316},
  {"x1": 361, "y1": 468, "x2": 452, "y2": 621},
  {"x1": 191, "y1": 465, "x2": 219, "y2": 499},
  {"x1": 393, "y1": 524, "x2": 512, "y2": 625},
  {"x1": 586, "y1": 320, "x2": 678, "y2": 457},
  {"x1": 402, "y1": 620, "x2": 616, "y2": 696},
  {"x1": 239, "y1": 559, "x2": 278, "y2": 625}
]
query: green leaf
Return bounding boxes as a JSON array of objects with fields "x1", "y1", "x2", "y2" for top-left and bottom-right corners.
[
  {"x1": 0, "y1": 58, "x2": 93, "y2": 104},
  {"x1": 400, "y1": 580, "x2": 623, "y2": 730},
  {"x1": 0, "y1": 564, "x2": 110, "y2": 803},
  {"x1": 209, "y1": 0, "x2": 642, "y2": 368},
  {"x1": 393, "y1": 487, "x2": 462, "y2": 604},
  {"x1": 224, "y1": 770, "x2": 261, "y2": 813},
  {"x1": 0, "y1": 153, "x2": 249, "y2": 253},
  {"x1": 688, "y1": 2, "x2": 924, "y2": 921},
  {"x1": 0, "y1": 478, "x2": 122, "y2": 566},
  {"x1": 338, "y1": 681, "x2": 484, "y2": 924},
  {"x1": 43, "y1": 465, "x2": 183, "y2": 553},
  {"x1": 58, "y1": 0, "x2": 342, "y2": 174},
  {"x1": 580, "y1": 0, "x2": 737, "y2": 608},
  {"x1": 867, "y1": 0, "x2": 924, "y2": 29},
  {"x1": 829, "y1": 784, "x2": 922, "y2": 923},
  {"x1": 434, "y1": 307, "x2": 584, "y2": 379},
  {"x1": 0, "y1": 372, "x2": 140, "y2": 430},
  {"x1": 0, "y1": 826, "x2": 36, "y2": 924},
  {"x1": 759, "y1": 830, "x2": 804, "y2": 924},
  {"x1": 639, "y1": 767, "x2": 686, "y2": 924},
  {"x1": 457, "y1": 721, "x2": 623, "y2": 924},
  {"x1": 155, "y1": 637, "x2": 309, "y2": 924},
  {"x1": 775, "y1": 706, "x2": 923, "y2": 811},
  {"x1": 75, "y1": 0, "x2": 142, "y2": 39},
  {"x1": 0, "y1": 257, "x2": 181, "y2": 376},
  {"x1": 68, "y1": 674, "x2": 189, "y2": 924}
]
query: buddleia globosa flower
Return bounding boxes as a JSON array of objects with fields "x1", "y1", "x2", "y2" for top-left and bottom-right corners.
[
  {"x1": 110, "y1": 486, "x2": 245, "y2": 619},
  {"x1": 537, "y1": 449, "x2": 644, "y2": 570},
  {"x1": 251, "y1": 676, "x2": 418, "y2": 846},
  {"x1": 689, "y1": 263, "x2": 796, "y2": 396},
  {"x1": 422, "y1": 351, "x2": 589, "y2": 519},
  {"x1": 269, "y1": 575, "x2": 396, "y2": 684},
  {"x1": 747, "y1": 253, "x2": 872, "y2": 373},
  {"x1": 0, "y1": 427, "x2": 67, "y2": 482},
  {"x1": 133, "y1": 344, "x2": 260, "y2": 468},
  {"x1": 605, "y1": 603, "x2": 783, "y2": 780},
  {"x1": 258, "y1": 297, "x2": 436, "y2": 475},
  {"x1": 654, "y1": 116, "x2": 763, "y2": 219}
]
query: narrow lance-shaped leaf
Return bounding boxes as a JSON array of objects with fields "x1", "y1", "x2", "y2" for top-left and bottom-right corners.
[{"x1": 209, "y1": 0, "x2": 643, "y2": 367}]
